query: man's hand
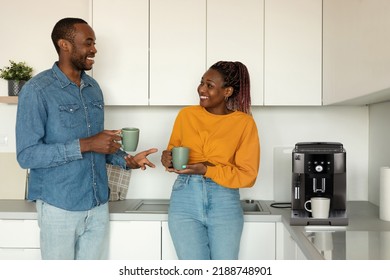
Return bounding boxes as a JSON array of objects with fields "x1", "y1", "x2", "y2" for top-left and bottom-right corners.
[
  {"x1": 125, "y1": 148, "x2": 158, "y2": 170},
  {"x1": 80, "y1": 130, "x2": 122, "y2": 154}
]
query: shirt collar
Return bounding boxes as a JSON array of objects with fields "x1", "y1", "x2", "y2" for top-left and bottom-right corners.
[{"x1": 51, "y1": 62, "x2": 94, "y2": 88}]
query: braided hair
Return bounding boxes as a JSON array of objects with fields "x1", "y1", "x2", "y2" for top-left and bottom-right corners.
[{"x1": 210, "y1": 61, "x2": 251, "y2": 114}]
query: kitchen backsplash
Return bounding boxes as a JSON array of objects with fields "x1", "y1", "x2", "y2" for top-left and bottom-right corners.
[{"x1": 0, "y1": 104, "x2": 368, "y2": 201}]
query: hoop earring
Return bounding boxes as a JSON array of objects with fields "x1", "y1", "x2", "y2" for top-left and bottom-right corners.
[{"x1": 225, "y1": 96, "x2": 229, "y2": 102}]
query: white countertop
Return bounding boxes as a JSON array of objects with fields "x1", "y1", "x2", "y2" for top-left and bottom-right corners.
[
  {"x1": 1, "y1": 199, "x2": 389, "y2": 260},
  {"x1": 270, "y1": 201, "x2": 390, "y2": 259}
]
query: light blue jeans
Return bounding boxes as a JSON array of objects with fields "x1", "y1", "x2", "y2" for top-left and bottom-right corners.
[
  {"x1": 36, "y1": 200, "x2": 109, "y2": 260},
  {"x1": 168, "y1": 175, "x2": 244, "y2": 260}
]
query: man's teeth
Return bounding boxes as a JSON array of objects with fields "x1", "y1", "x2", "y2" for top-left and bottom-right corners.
[
  {"x1": 200, "y1": 96, "x2": 208, "y2": 99},
  {"x1": 87, "y1": 57, "x2": 94, "y2": 61}
]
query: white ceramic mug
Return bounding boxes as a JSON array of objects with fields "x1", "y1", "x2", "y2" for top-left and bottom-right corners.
[{"x1": 304, "y1": 197, "x2": 330, "y2": 218}]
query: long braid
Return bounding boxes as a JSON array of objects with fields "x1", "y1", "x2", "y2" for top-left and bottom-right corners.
[{"x1": 210, "y1": 61, "x2": 251, "y2": 114}]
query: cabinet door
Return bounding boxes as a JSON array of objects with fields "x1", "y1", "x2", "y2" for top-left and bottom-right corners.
[
  {"x1": 92, "y1": 0, "x2": 149, "y2": 105},
  {"x1": 264, "y1": 0, "x2": 322, "y2": 105},
  {"x1": 108, "y1": 221, "x2": 161, "y2": 260},
  {"x1": 0, "y1": 248, "x2": 41, "y2": 260},
  {"x1": 0, "y1": 219, "x2": 41, "y2": 260},
  {"x1": 161, "y1": 221, "x2": 177, "y2": 260},
  {"x1": 323, "y1": 0, "x2": 390, "y2": 105},
  {"x1": 239, "y1": 222, "x2": 275, "y2": 260},
  {"x1": 0, "y1": 220, "x2": 40, "y2": 248},
  {"x1": 207, "y1": 0, "x2": 264, "y2": 106},
  {"x1": 275, "y1": 222, "x2": 297, "y2": 260},
  {"x1": 149, "y1": 0, "x2": 206, "y2": 105}
]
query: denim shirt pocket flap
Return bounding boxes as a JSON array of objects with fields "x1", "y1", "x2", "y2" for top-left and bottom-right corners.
[
  {"x1": 58, "y1": 104, "x2": 82, "y2": 128},
  {"x1": 91, "y1": 100, "x2": 104, "y2": 110}
]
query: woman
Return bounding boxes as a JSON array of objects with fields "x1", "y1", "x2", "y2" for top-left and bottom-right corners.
[{"x1": 161, "y1": 61, "x2": 260, "y2": 260}]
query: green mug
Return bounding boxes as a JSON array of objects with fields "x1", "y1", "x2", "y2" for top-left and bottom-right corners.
[
  {"x1": 121, "y1": 127, "x2": 139, "y2": 152},
  {"x1": 172, "y1": 146, "x2": 190, "y2": 170}
]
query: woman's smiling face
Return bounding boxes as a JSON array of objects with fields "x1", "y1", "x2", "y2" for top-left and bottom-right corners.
[{"x1": 197, "y1": 69, "x2": 232, "y2": 115}]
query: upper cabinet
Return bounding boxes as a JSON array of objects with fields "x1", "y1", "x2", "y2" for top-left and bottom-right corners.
[
  {"x1": 207, "y1": 0, "x2": 264, "y2": 106},
  {"x1": 264, "y1": 0, "x2": 322, "y2": 106},
  {"x1": 7, "y1": 1, "x2": 390, "y2": 107},
  {"x1": 149, "y1": 0, "x2": 206, "y2": 106},
  {"x1": 323, "y1": 0, "x2": 390, "y2": 105},
  {"x1": 92, "y1": 0, "x2": 149, "y2": 105},
  {"x1": 91, "y1": 0, "x2": 322, "y2": 106}
]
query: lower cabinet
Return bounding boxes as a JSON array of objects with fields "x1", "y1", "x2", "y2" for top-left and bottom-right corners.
[
  {"x1": 161, "y1": 221, "x2": 276, "y2": 260},
  {"x1": 0, "y1": 219, "x2": 162, "y2": 260},
  {"x1": 239, "y1": 222, "x2": 276, "y2": 260},
  {"x1": 0, "y1": 219, "x2": 41, "y2": 260},
  {"x1": 0, "y1": 218, "x2": 279, "y2": 260},
  {"x1": 275, "y1": 222, "x2": 307, "y2": 260},
  {"x1": 107, "y1": 221, "x2": 161, "y2": 260},
  {"x1": 161, "y1": 221, "x2": 177, "y2": 260}
]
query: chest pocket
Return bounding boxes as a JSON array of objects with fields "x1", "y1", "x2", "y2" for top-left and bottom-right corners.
[{"x1": 59, "y1": 104, "x2": 83, "y2": 128}]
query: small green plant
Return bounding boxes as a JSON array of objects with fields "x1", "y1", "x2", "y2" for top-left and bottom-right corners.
[{"x1": 0, "y1": 60, "x2": 33, "y2": 81}]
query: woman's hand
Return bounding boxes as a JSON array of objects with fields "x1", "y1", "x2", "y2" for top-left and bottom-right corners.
[
  {"x1": 173, "y1": 163, "x2": 207, "y2": 175},
  {"x1": 161, "y1": 150, "x2": 173, "y2": 170},
  {"x1": 125, "y1": 148, "x2": 158, "y2": 170},
  {"x1": 161, "y1": 150, "x2": 208, "y2": 175}
]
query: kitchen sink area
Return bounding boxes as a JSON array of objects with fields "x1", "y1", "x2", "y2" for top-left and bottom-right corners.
[{"x1": 124, "y1": 199, "x2": 270, "y2": 215}]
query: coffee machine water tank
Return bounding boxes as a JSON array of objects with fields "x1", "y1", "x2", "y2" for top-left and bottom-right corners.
[{"x1": 290, "y1": 142, "x2": 348, "y2": 226}]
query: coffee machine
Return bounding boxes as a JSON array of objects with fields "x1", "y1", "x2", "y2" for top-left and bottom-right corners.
[{"x1": 290, "y1": 142, "x2": 348, "y2": 226}]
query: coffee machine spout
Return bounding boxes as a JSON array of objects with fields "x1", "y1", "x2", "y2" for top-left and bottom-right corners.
[{"x1": 312, "y1": 177, "x2": 326, "y2": 193}]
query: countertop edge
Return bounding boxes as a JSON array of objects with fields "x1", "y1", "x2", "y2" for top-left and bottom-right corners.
[{"x1": 2, "y1": 199, "x2": 389, "y2": 260}]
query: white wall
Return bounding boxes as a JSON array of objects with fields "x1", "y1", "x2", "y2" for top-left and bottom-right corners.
[
  {"x1": 0, "y1": 103, "x2": 369, "y2": 201},
  {"x1": 368, "y1": 101, "x2": 390, "y2": 205},
  {"x1": 0, "y1": 0, "x2": 90, "y2": 89},
  {"x1": 118, "y1": 105, "x2": 369, "y2": 201}
]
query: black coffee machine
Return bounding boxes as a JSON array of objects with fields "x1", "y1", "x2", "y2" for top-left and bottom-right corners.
[{"x1": 290, "y1": 142, "x2": 348, "y2": 226}]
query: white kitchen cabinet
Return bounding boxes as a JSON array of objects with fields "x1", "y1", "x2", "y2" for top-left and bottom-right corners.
[
  {"x1": 296, "y1": 244, "x2": 307, "y2": 260},
  {"x1": 161, "y1": 221, "x2": 177, "y2": 260},
  {"x1": 108, "y1": 220, "x2": 161, "y2": 260},
  {"x1": 0, "y1": 219, "x2": 162, "y2": 260},
  {"x1": 264, "y1": 0, "x2": 322, "y2": 106},
  {"x1": 275, "y1": 222, "x2": 307, "y2": 260},
  {"x1": 92, "y1": 0, "x2": 149, "y2": 105},
  {"x1": 0, "y1": 219, "x2": 41, "y2": 260},
  {"x1": 239, "y1": 222, "x2": 276, "y2": 259},
  {"x1": 149, "y1": 0, "x2": 206, "y2": 105},
  {"x1": 276, "y1": 222, "x2": 296, "y2": 260},
  {"x1": 322, "y1": 0, "x2": 390, "y2": 105},
  {"x1": 207, "y1": 0, "x2": 264, "y2": 106},
  {"x1": 0, "y1": 248, "x2": 41, "y2": 260},
  {"x1": 162, "y1": 221, "x2": 276, "y2": 260}
]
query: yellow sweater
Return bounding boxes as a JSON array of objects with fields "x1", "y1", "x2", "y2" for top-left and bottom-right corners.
[{"x1": 167, "y1": 106, "x2": 260, "y2": 189}]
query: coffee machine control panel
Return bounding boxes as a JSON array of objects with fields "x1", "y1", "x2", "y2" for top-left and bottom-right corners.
[{"x1": 307, "y1": 159, "x2": 332, "y2": 174}]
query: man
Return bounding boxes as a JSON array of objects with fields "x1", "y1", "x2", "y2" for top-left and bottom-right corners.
[{"x1": 15, "y1": 17, "x2": 157, "y2": 260}]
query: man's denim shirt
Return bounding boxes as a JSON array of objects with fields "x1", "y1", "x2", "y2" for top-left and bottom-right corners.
[{"x1": 16, "y1": 63, "x2": 127, "y2": 211}]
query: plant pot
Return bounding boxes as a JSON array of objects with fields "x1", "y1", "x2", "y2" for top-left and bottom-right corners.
[{"x1": 8, "y1": 80, "x2": 26, "y2": 96}]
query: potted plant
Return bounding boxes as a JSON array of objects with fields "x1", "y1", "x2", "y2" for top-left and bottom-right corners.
[{"x1": 0, "y1": 60, "x2": 33, "y2": 96}]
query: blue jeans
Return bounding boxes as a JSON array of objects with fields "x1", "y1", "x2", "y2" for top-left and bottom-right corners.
[
  {"x1": 36, "y1": 200, "x2": 109, "y2": 260},
  {"x1": 168, "y1": 175, "x2": 244, "y2": 260}
]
